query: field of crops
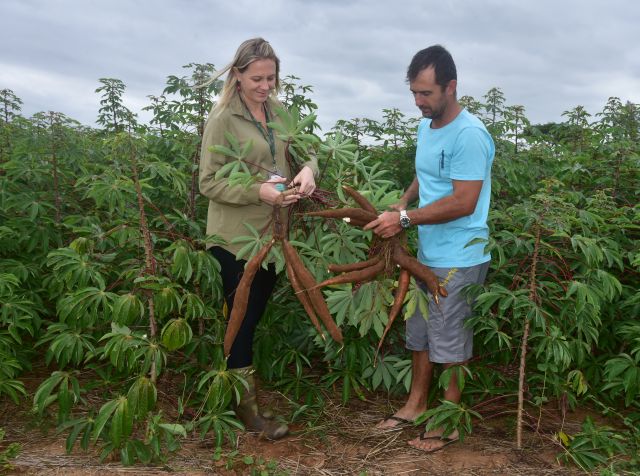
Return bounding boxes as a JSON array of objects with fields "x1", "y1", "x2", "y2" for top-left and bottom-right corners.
[{"x1": 0, "y1": 67, "x2": 638, "y2": 474}]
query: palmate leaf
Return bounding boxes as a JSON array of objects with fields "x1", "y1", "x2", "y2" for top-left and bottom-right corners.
[
  {"x1": 0, "y1": 259, "x2": 37, "y2": 284},
  {"x1": 39, "y1": 322, "x2": 96, "y2": 368},
  {"x1": 99, "y1": 323, "x2": 144, "y2": 371},
  {"x1": 319, "y1": 132, "x2": 357, "y2": 164},
  {"x1": 57, "y1": 287, "x2": 117, "y2": 328},
  {"x1": 197, "y1": 367, "x2": 244, "y2": 411},
  {"x1": 415, "y1": 399, "x2": 481, "y2": 442},
  {"x1": 231, "y1": 223, "x2": 273, "y2": 267},
  {"x1": 363, "y1": 354, "x2": 399, "y2": 391},
  {"x1": 403, "y1": 279, "x2": 429, "y2": 323},
  {"x1": 92, "y1": 398, "x2": 120, "y2": 443},
  {"x1": 566, "y1": 280, "x2": 601, "y2": 315},
  {"x1": 602, "y1": 353, "x2": 640, "y2": 406},
  {"x1": 82, "y1": 173, "x2": 136, "y2": 215},
  {"x1": 350, "y1": 281, "x2": 390, "y2": 338},
  {"x1": 268, "y1": 106, "x2": 318, "y2": 142},
  {"x1": 0, "y1": 378, "x2": 27, "y2": 404},
  {"x1": 110, "y1": 396, "x2": 133, "y2": 447},
  {"x1": 0, "y1": 294, "x2": 38, "y2": 340},
  {"x1": 127, "y1": 376, "x2": 157, "y2": 419},
  {"x1": 0, "y1": 350, "x2": 23, "y2": 380},
  {"x1": 142, "y1": 160, "x2": 186, "y2": 196},
  {"x1": 470, "y1": 315, "x2": 512, "y2": 350},
  {"x1": 158, "y1": 423, "x2": 187, "y2": 438},
  {"x1": 152, "y1": 284, "x2": 183, "y2": 319},
  {"x1": 112, "y1": 293, "x2": 145, "y2": 326},
  {"x1": 33, "y1": 371, "x2": 81, "y2": 420},
  {"x1": 558, "y1": 417, "x2": 627, "y2": 471},
  {"x1": 325, "y1": 287, "x2": 353, "y2": 327},
  {"x1": 0, "y1": 273, "x2": 20, "y2": 296},
  {"x1": 390, "y1": 358, "x2": 413, "y2": 393},
  {"x1": 161, "y1": 318, "x2": 193, "y2": 351},
  {"x1": 170, "y1": 244, "x2": 193, "y2": 283},
  {"x1": 183, "y1": 292, "x2": 207, "y2": 321},
  {"x1": 59, "y1": 417, "x2": 94, "y2": 454},
  {"x1": 196, "y1": 409, "x2": 242, "y2": 447},
  {"x1": 47, "y1": 248, "x2": 105, "y2": 290}
]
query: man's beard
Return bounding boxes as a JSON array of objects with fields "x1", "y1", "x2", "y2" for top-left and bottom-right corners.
[{"x1": 420, "y1": 104, "x2": 444, "y2": 120}]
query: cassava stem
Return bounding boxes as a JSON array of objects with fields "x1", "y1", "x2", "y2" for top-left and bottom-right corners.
[{"x1": 223, "y1": 240, "x2": 275, "y2": 356}]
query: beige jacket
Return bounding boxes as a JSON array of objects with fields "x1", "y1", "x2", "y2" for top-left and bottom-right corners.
[{"x1": 199, "y1": 94, "x2": 318, "y2": 256}]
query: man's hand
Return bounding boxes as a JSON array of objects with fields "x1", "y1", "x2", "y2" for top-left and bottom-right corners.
[{"x1": 363, "y1": 211, "x2": 402, "y2": 238}]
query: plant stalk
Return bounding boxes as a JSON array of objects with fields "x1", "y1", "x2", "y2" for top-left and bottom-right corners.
[
  {"x1": 130, "y1": 139, "x2": 158, "y2": 382},
  {"x1": 516, "y1": 224, "x2": 541, "y2": 449}
]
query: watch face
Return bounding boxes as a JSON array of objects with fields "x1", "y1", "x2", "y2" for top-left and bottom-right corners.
[{"x1": 400, "y1": 216, "x2": 411, "y2": 228}]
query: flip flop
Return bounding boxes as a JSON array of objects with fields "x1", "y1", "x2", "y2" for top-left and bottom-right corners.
[
  {"x1": 415, "y1": 432, "x2": 459, "y2": 454},
  {"x1": 378, "y1": 415, "x2": 414, "y2": 429}
]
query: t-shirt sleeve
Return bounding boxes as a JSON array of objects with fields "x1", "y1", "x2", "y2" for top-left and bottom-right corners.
[{"x1": 450, "y1": 127, "x2": 492, "y2": 180}]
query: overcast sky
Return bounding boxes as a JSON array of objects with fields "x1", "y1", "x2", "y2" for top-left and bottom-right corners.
[{"x1": 1, "y1": 0, "x2": 639, "y2": 133}]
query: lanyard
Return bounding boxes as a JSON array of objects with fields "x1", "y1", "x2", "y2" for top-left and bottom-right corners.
[{"x1": 240, "y1": 96, "x2": 277, "y2": 170}]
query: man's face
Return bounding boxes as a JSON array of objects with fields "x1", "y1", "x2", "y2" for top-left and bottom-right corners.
[{"x1": 409, "y1": 66, "x2": 452, "y2": 120}]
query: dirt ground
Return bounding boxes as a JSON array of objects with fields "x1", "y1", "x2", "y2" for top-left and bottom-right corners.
[{"x1": 1, "y1": 376, "x2": 585, "y2": 476}]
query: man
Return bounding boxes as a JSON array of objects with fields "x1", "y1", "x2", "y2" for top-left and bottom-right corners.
[{"x1": 365, "y1": 45, "x2": 494, "y2": 453}]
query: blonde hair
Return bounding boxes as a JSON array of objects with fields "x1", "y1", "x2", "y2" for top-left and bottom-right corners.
[{"x1": 200, "y1": 38, "x2": 280, "y2": 116}]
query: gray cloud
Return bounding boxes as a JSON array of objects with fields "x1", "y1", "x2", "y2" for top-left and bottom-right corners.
[{"x1": 1, "y1": 0, "x2": 638, "y2": 132}]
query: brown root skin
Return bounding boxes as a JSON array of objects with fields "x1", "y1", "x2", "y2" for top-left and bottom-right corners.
[
  {"x1": 305, "y1": 208, "x2": 377, "y2": 223},
  {"x1": 341, "y1": 217, "x2": 371, "y2": 228},
  {"x1": 342, "y1": 185, "x2": 377, "y2": 215},
  {"x1": 318, "y1": 257, "x2": 386, "y2": 288},
  {"x1": 282, "y1": 240, "x2": 343, "y2": 344},
  {"x1": 376, "y1": 269, "x2": 411, "y2": 360},
  {"x1": 224, "y1": 240, "x2": 274, "y2": 356},
  {"x1": 274, "y1": 187, "x2": 299, "y2": 207},
  {"x1": 392, "y1": 244, "x2": 446, "y2": 297},
  {"x1": 285, "y1": 260, "x2": 326, "y2": 341},
  {"x1": 328, "y1": 255, "x2": 383, "y2": 274}
]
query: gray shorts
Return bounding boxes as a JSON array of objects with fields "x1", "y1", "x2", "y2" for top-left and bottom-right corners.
[{"x1": 405, "y1": 261, "x2": 490, "y2": 363}]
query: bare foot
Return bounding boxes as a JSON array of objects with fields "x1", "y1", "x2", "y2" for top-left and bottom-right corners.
[
  {"x1": 408, "y1": 428, "x2": 459, "y2": 453},
  {"x1": 375, "y1": 407, "x2": 425, "y2": 430}
]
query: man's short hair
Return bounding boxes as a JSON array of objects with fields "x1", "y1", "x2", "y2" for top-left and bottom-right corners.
[{"x1": 406, "y1": 45, "x2": 457, "y2": 89}]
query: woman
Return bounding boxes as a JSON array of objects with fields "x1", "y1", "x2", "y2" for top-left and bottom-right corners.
[{"x1": 199, "y1": 38, "x2": 318, "y2": 440}]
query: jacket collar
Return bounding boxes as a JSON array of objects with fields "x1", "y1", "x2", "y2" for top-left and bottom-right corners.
[{"x1": 229, "y1": 93, "x2": 281, "y2": 121}]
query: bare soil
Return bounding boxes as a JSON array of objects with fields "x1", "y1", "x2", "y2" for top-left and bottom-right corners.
[{"x1": 1, "y1": 371, "x2": 585, "y2": 475}]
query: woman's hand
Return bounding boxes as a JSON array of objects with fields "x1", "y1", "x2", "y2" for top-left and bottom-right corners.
[
  {"x1": 289, "y1": 166, "x2": 316, "y2": 196},
  {"x1": 259, "y1": 176, "x2": 300, "y2": 206}
]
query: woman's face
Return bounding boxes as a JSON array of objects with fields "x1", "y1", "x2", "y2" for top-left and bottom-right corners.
[{"x1": 236, "y1": 58, "x2": 277, "y2": 108}]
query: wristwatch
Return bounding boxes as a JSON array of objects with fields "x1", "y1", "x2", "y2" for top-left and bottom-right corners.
[{"x1": 399, "y1": 210, "x2": 411, "y2": 229}]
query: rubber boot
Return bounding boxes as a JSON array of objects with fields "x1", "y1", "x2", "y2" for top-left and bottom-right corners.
[{"x1": 233, "y1": 366, "x2": 289, "y2": 440}]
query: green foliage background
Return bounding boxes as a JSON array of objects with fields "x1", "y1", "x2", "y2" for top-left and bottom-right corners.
[{"x1": 0, "y1": 70, "x2": 638, "y2": 471}]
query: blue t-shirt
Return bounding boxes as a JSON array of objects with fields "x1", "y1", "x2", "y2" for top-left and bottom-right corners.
[{"x1": 415, "y1": 109, "x2": 494, "y2": 268}]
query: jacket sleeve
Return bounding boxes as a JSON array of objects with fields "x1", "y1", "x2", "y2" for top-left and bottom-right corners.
[
  {"x1": 300, "y1": 147, "x2": 319, "y2": 177},
  {"x1": 198, "y1": 115, "x2": 262, "y2": 207}
]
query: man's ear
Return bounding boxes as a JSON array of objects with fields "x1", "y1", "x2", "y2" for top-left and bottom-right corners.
[{"x1": 446, "y1": 79, "x2": 457, "y2": 97}]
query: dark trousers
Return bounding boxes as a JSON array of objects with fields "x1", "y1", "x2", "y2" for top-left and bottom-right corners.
[{"x1": 210, "y1": 246, "x2": 277, "y2": 369}]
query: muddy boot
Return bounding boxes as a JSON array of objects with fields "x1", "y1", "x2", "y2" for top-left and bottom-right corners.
[{"x1": 233, "y1": 366, "x2": 289, "y2": 440}]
